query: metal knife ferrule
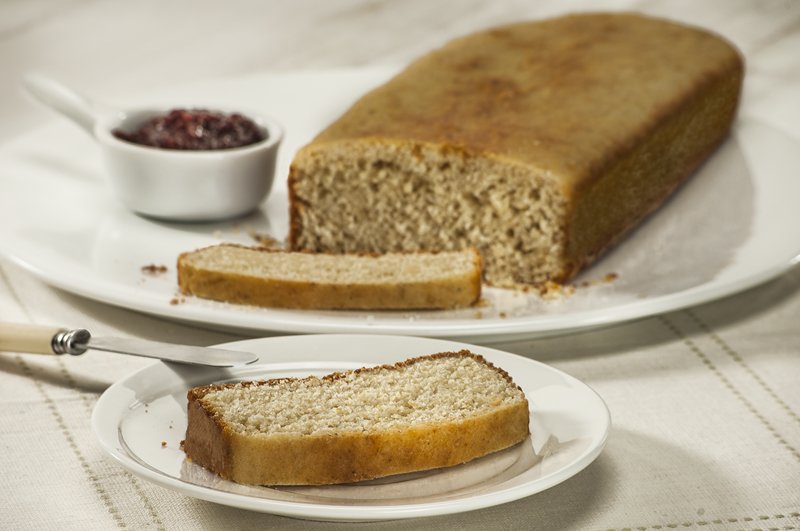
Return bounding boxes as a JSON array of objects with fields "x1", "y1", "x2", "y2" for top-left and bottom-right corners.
[{"x1": 51, "y1": 328, "x2": 91, "y2": 356}]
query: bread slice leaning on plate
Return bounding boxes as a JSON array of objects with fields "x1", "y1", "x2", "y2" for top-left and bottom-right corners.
[{"x1": 182, "y1": 351, "x2": 530, "y2": 485}]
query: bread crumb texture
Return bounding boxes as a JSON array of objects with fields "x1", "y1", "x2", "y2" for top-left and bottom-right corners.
[
  {"x1": 291, "y1": 142, "x2": 566, "y2": 287},
  {"x1": 184, "y1": 244, "x2": 476, "y2": 284},
  {"x1": 201, "y1": 352, "x2": 525, "y2": 437}
]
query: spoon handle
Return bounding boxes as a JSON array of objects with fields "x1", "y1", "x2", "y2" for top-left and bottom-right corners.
[{"x1": 22, "y1": 73, "x2": 98, "y2": 135}]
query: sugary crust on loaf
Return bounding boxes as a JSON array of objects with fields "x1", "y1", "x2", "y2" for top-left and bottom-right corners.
[
  {"x1": 183, "y1": 351, "x2": 530, "y2": 485},
  {"x1": 176, "y1": 244, "x2": 482, "y2": 310},
  {"x1": 287, "y1": 13, "x2": 744, "y2": 287}
]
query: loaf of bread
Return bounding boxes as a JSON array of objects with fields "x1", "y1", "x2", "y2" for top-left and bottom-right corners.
[
  {"x1": 182, "y1": 351, "x2": 530, "y2": 485},
  {"x1": 288, "y1": 13, "x2": 743, "y2": 288},
  {"x1": 177, "y1": 244, "x2": 481, "y2": 310}
]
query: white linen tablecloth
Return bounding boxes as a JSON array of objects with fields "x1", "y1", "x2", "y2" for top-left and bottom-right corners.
[{"x1": 1, "y1": 1, "x2": 798, "y2": 529}]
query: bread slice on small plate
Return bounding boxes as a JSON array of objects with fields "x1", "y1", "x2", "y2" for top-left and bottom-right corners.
[{"x1": 182, "y1": 350, "x2": 529, "y2": 485}]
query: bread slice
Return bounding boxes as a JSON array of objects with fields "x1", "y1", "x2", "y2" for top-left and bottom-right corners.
[
  {"x1": 182, "y1": 351, "x2": 530, "y2": 485},
  {"x1": 287, "y1": 13, "x2": 743, "y2": 288},
  {"x1": 176, "y1": 244, "x2": 481, "y2": 310}
]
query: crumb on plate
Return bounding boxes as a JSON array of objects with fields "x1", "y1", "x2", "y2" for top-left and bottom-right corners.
[{"x1": 141, "y1": 264, "x2": 168, "y2": 276}]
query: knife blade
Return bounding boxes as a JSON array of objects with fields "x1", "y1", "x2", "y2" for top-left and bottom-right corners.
[{"x1": 0, "y1": 323, "x2": 258, "y2": 367}]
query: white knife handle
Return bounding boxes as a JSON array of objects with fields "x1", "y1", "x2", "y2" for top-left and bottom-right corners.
[{"x1": 0, "y1": 323, "x2": 88, "y2": 355}]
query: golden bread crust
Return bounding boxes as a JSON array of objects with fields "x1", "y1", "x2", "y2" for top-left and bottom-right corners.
[{"x1": 296, "y1": 13, "x2": 742, "y2": 190}]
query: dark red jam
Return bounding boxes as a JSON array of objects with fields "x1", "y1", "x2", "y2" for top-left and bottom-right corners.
[{"x1": 113, "y1": 109, "x2": 265, "y2": 150}]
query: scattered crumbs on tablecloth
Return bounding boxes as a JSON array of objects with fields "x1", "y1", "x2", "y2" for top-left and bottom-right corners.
[
  {"x1": 161, "y1": 441, "x2": 167, "y2": 448},
  {"x1": 499, "y1": 311, "x2": 507, "y2": 319},
  {"x1": 141, "y1": 264, "x2": 168, "y2": 276},
  {"x1": 170, "y1": 296, "x2": 186, "y2": 306}
]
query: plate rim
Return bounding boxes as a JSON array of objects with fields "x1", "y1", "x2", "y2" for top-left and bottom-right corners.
[
  {"x1": 91, "y1": 334, "x2": 611, "y2": 521},
  {"x1": 2, "y1": 69, "x2": 799, "y2": 340},
  {"x1": 4, "y1": 245, "x2": 797, "y2": 338}
]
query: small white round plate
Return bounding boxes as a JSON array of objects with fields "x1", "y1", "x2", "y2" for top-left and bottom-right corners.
[
  {"x1": 1, "y1": 69, "x2": 799, "y2": 341},
  {"x1": 92, "y1": 335, "x2": 610, "y2": 521}
]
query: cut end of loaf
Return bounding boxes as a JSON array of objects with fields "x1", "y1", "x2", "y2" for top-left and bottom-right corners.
[
  {"x1": 183, "y1": 350, "x2": 530, "y2": 485},
  {"x1": 289, "y1": 141, "x2": 568, "y2": 287}
]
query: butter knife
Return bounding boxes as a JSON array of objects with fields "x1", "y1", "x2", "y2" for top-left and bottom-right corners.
[{"x1": 0, "y1": 323, "x2": 258, "y2": 367}]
